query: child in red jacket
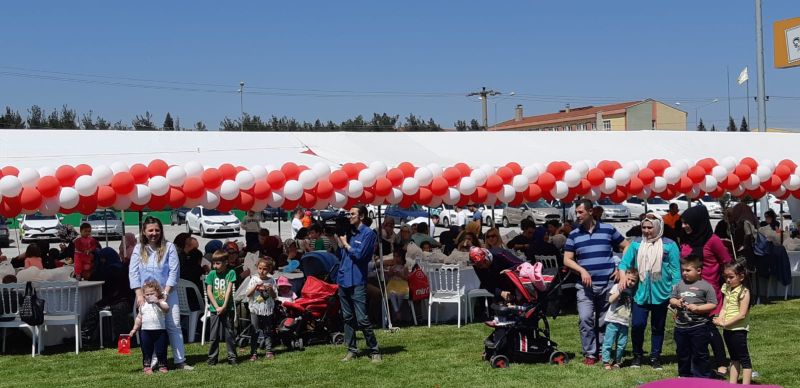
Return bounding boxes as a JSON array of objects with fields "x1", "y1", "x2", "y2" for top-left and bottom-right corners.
[{"x1": 73, "y1": 223, "x2": 99, "y2": 280}]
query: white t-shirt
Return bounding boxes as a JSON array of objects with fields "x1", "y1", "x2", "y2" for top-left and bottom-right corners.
[
  {"x1": 247, "y1": 276, "x2": 276, "y2": 316},
  {"x1": 291, "y1": 218, "x2": 304, "y2": 238},
  {"x1": 140, "y1": 302, "x2": 166, "y2": 330},
  {"x1": 456, "y1": 210, "x2": 467, "y2": 227}
]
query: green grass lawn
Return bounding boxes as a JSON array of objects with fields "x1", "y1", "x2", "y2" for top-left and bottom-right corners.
[{"x1": 1, "y1": 299, "x2": 799, "y2": 388}]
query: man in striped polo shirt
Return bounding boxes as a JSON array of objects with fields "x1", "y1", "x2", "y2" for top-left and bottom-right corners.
[{"x1": 563, "y1": 199, "x2": 629, "y2": 365}]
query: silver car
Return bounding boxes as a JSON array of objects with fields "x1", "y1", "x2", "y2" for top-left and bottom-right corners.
[
  {"x1": 81, "y1": 210, "x2": 124, "y2": 239},
  {"x1": 595, "y1": 198, "x2": 631, "y2": 222}
]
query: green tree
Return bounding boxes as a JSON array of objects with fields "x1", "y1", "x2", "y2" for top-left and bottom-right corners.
[
  {"x1": 740, "y1": 116, "x2": 749, "y2": 132},
  {"x1": 96, "y1": 117, "x2": 110, "y2": 130},
  {"x1": 132, "y1": 111, "x2": 156, "y2": 130},
  {"x1": 174, "y1": 117, "x2": 181, "y2": 131},
  {"x1": 726, "y1": 116, "x2": 737, "y2": 132},
  {"x1": 711, "y1": 124, "x2": 716, "y2": 132},
  {"x1": 469, "y1": 119, "x2": 482, "y2": 131},
  {"x1": 697, "y1": 119, "x2": 706, "y2": 131},
  {"x1": 162, "y1": 112, "x2": 174, "y2": 131},
  {"x1": 219, "y1": 117, "x2": 239, "y2": 131},
  {"x1": 27, "y1": 105, "x2": 47, "y2": 128},
  {"x1": 454, "y1": 120, "x2": 467, "y2": 131},
  {"x1": 194, "y1": 121, "x2": 207, "y2": 131},
  {"x1": 111, "y1": 120, "x2": 131, "y2": 131},
  {"x1": 81, "y1": 111, "x2": 96, "y2": 129},
  {"x1": 46, "y1": 109, "x2": 60, "y2": 128},
  {"x1": 0, "y1": 107, "x2": 24, "y2": 128}
]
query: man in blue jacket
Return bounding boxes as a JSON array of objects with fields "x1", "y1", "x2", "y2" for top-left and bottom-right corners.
[{"x1": 337, "y1": 205, "x2": 380, "y2": 362}]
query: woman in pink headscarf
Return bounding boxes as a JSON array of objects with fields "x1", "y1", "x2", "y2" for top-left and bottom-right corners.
[{"x1": 119, "y1": 232, "x2": 136, "y2": 264}]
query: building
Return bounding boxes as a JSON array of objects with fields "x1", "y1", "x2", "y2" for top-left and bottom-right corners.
[{"x1": 491, "y1": 99, "x2": 687, "y2": 131}]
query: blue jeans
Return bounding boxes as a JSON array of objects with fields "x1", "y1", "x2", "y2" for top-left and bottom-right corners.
[
  {"x1": 674, "y1": 325, "x2": 711, "y2": 378},
  {"x1": 576, "y1": 283, "x2": 612, "y2": 357},
  {"x1": 601, "y1": 322, "x2": 629, "y2": 363},
  {"x1": 338, "y1": 284, "x2": 379, "y2": 355},
  {"x1": 631, "y1": 302, "x2": 668, "y2": 360}
]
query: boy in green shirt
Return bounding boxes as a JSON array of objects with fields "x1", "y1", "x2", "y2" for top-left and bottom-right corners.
[{"x1": 206, "y1": 250, "x2": 238, "y2": 365}]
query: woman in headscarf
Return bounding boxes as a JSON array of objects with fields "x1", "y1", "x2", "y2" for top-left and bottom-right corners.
[
  {"x1": 618, "y1": 213, "x2": 681, "y2": 368},
  {"x1": 81, "y1": 247, "x2": 133, "y2": 344},
  {"x1": 680, "y1": 205, "x2": 732, "y2": 376},
  {"x1": 119, "y1": 232, "x2": 136, "y2": 264}
]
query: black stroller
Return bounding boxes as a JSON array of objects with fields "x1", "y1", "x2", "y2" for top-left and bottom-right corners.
[{"x1": 483, "y1": 266, "x2": 571, "y2": 368}]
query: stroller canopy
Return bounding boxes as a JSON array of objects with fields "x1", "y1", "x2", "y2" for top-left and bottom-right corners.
[{"x1": 301, "y1": 251, "x2": 340, "y2": 280}]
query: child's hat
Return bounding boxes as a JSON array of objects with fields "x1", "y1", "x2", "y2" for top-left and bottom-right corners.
[
  {"x1": 468, "y1": 247, "x2": 493, "y2": 265},
  {"x1": 277, "y1": 276, "x2": 291, "y2": 287}
]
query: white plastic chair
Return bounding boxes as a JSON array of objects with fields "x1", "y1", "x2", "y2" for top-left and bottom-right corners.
[
  {"x1": 98, "y1": 309, "x2": 113, "y2": 348},
  {"x1": 428, "y1": 264, "x2": 465, "y2": 328},
  {"x1": 35, "y1": 281, "x2": 80, "y2": 355},
  {"x1": 177, "y1": 279, "x2": 204, "y2": 343},
  {"x1": 0, "y1": 283, "x2": 38, "y2": 357},
  {"x1": 784, "y1": 264, "x2": 800, "y2": 300}
]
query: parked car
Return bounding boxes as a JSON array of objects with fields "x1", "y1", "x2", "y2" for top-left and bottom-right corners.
[
  {"x1": 18, "y1": 212, "x2": 63, "y2": 243},
  {"x1": 262, "y1": 206, "x2": 289, "y2": 222},
  {"x1": 0, "y1": 216, "x2": 9, "y2": 248},
  {"x1": 622, "y1": 197, "x2": 670, "y2": 218},
  {"x1": 670, "y1": 195, "x2": 724, "y2": 218},
  {"x1": 480, "y1": 203, "x2": 507, "y2": 228},
  {"x1": 550, "y1": 200, "x2": 577, "y2": 223},
  {"x1": 316, "y1": 206, "x2": 348, "y2": 226},
  {"x1": 384, "y1": 204, "x2": 430, "y2": 225},
  {"x1": 81, "y1": 210, "x2": 124, "y2": 239},
  {"x1": 429, "y1": 205, "x2": 472, "y2": 228},
  {"x1": 186, "y1": 206, "x2": 241, "y2": 237},
  {"x1": 524, "y1": 200, "x2": 563, "y2": 225},
  {"x1": 594, "y1": 198, "x2": 631, "y2": 222},
  {"x1": 753, "y1": 194, "x2": 791, "y2": 220},
  {"x1": 170, "y1": 207, "x2": 190, "y2": 225}
]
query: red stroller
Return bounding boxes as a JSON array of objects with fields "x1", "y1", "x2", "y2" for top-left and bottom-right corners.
[{"x1": 278, "y1": 274, "x2": 343, "y2": 350}]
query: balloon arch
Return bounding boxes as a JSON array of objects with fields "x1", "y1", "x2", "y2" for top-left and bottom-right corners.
[{"x1": 0, "y1": 157, "x2": 797, "y2": 218}]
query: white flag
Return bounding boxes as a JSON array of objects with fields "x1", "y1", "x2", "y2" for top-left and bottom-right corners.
[{"x1": 737, "y1": 67, "x2": 749, "y2": 85}]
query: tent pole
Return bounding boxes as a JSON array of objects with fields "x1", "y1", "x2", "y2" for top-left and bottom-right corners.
[
  {"x1": 375, "y1": 204, "x2": 395, "y2": 330},
  {"x1": 121, "y1": 210, "x2": 126, "y2": 255},
  {"x1": 104, "y1": 211, "x2": 109, "y2": 248},
  {"x1": 277, "y1": 208, "x2": 282, "y2": 240}
]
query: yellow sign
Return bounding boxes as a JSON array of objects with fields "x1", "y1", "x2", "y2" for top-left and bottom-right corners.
[{"x1": 774, "y1": 17, "x2": 800, "y2": 69}]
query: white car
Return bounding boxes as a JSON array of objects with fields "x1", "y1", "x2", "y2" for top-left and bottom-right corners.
[
  {"x1": 622, "y1": 197, "x2": 671, "y2": 219},
  {"x1": 18, "y1": 212, "x2": 63, "y2": 243},
  {"x1": 752, "y1": 194, "x2": 791, "y2": 220},
  {"x1": 670, "y1": 195, "x2": 724, "y2": 219},
  {"x1": 429, "y1": 205, "x2": 472, "y2": 228},
  {"x1": 185, "y1": 206, "x2": 241, "y2": 237}
]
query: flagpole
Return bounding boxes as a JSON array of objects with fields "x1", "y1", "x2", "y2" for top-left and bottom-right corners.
[
  {"x1": 746, "y1": 79, "x2": 751, "y2": 130},
  {"x1": 726, "y1": 66, "x2": 732, "y2": 120}
]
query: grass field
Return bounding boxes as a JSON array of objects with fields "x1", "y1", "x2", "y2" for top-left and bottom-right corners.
[{"x1": 1, "y1": 299, "x2": 798, "y2": 388}]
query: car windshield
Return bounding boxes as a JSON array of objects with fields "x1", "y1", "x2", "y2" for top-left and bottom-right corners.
[
  {"x1": 647, "y1": 198, "x2": 668, "y2": 205},
  {"x1": 27, "y1": 213, "x2": 56, "y2": 220},
  {"x1": 597, "y1": 198, "x2": 618, "y2": 206},
  {"x1": 527, "y1": 200, "x2": 553, "y2": 208},
  {"x1": 203, "y1": 209, "x2": 232, "y2": 216},
  {"x1": 87, "y1": 212, "x2": 119, "y2": 221},
  {"x1": 701, "y1": 195, "x2": 719, "y2": 203}
]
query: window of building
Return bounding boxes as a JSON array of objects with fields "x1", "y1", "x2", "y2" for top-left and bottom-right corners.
[
  {"x1": 577, "y1": 123, "x2": 586, "y2": 131},
  {"x1": 652, "y1": 120, "x2": 656, "y2": 130},
  {"x1": 603, "y1": 120, "x2": 611, "y2": 130}
]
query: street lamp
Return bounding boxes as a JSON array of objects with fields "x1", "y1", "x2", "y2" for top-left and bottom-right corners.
[
  {"x1": 492, "y1": 92, "x2": 515, "y2": 127},
  {"x1": 675, "y1": 98, "x2": 719, "y2": 130},
  {"x1": 238, "y1": 81, "x2": 245, "y2": 131}
]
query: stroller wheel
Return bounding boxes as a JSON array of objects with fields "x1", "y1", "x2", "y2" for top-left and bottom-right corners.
[
  {"x1": 549, "y1": 351, "x2": 569, "y2": 365},
  {"x1": 331, "y1": 333, "x2": 345, "y2": 345},
  {"x1": 236, "y1": 337, "x2": 249, "y2": 349},
  {"x1": 490, "y1": 355, "x2": 509, "y2": 369},
  {"x1": 292, "y1": 338, "x2": 304, "y2": 351}
]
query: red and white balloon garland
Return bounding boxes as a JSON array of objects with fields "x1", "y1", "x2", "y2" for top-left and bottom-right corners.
[{"x1": 0, "y1": 157, "x2": 798, "y2": 218}]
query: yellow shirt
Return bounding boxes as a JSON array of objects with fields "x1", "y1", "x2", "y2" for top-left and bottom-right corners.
[{"x1": 721, "y1": 283, "x2": 749, "y2": 331}]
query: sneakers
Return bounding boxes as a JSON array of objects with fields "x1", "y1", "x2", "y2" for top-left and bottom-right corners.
[
  {"x1": 582, "y1": 357, "x2": 597, "y2": 366},
  {"x1": 370, "y1": 354, "x2": 382, "y2": 363},
  {"x1": 158, "y1": 367, "x2": 168, "y2": 373},
  {"x1": 651, "y1": 358, "x2": 663, "y2": 371},
  {"x1": 143, "y1": 367, "x2": 153, "y2": 375},
  {"x1": 265, "y1": 352, "x2": 275, "y2": 360},
  {"x1": 250, "y1": 354, "x2": 258, "y2": 362},
  {"x1": 631, "y1": 356, "x2": 642, "y2": 368},
  {"x1": 174, "y1": 362, "x2": 194, "y2": 371},
  {"x1": 228, "y1": 359, "x2": 238, "y2": 366},
  {"x1": 341, "y1": 352, "x2": 357, "y2": 362}
]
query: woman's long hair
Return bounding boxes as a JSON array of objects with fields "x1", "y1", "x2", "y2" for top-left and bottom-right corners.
[{"x1": 139, "y1": 216, "x2": 167, "y2": 265}]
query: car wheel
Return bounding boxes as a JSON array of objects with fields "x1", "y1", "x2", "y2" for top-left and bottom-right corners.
[
  {"x1": 502, "y1": 217, "x2": 510, "y2": 228},
  {"x1": 485, "y1": 217, "x2": 493, "y2": 227},
  {"x1": 186, "y1": 222, "x2": 192, "y2": 234},
  {"x1": 442, "y1": 217, "x2": 450, "y2": 228},
  {"x1": 200, "y1": 226, "x2": 207, "y2": 238},
  {"x1": 171, "y1": 215, "x2": 176, "y2": 226}
]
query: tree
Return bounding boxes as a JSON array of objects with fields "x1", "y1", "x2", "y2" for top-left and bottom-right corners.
[
  {"x1": 740, "y1": 116, "x2": 749, "y2": 132},
  {"x1": 454, "y1": 120, "x2": 467, "y2": 131},
  {"x1": 0, "y1": 107, "x2": 24, "y2": 128},
  {"x1": 697, "y1": 119, "x2": 706, "y2": 131},
  {"x1": 711, "y1": 124, "x2": 716, "y2": 132},
  {"x1": 96, "y1": 117, "x2": 110, "y2": 130},
  {"x1": 111, "y1": 120, "x2": 131, "y2": 131},
  {"x1": 27, "y1": 105, "x2": 47, "y2": 128},
  {"x1": 727, "y1": 116, "x2": 737, "y2": 132},
  {"x1": 174, "y1": 117, "x2": 181, "y2": 131},
  {"x1": 162, "y1": 112, "x2": 174, "y2": 131},
  {"x1": 219, "y1": 117, "x2": 239, "y2": 131},
  {"x1": 132, "y1": 111, "x2": 156, "y2": 130},
  {"x1": 194, "y1": 121, "x2": 207, "y2": 131},
  {"x1": 81, "y1": 111, "x2": 97, "y2": 129},
  {"x1": 46, "y1": 109, "x2": 60, "y2": 128},
  {"x1": 469, "y1": 119, "x2": 482, "y2": 131}
]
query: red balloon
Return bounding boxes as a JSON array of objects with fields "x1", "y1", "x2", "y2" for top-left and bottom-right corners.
[
  {"x1": 598, "y1": 160, "x2": 621, "y2": 177},
  {"x1": 240, "y1": 192, "x2": 255, "y2": 210},
  {"x1": 397, "y1": 162, "x2": 417, "y2": 178},
  {"x1": 399, "y1": 195, "x2": 414, "y2": 208},
  {"x1": 456, "y1": 195, "x2": 471, "y2": 207},
  {"x1": 647, "y1": 159, "x2": 670, "y2": 175},
  {"x1": 454, "y1": 163, "x2": 472, "y2": 177},
  {"x1": 0, "y1": 197, "x2": 21, "y2": 218},
  {"x1": 78, "y1": 195, "x2": 98, "y2": 215},
  {"x1": 740, "y1": 157, "x2": 758, "y2": 170},
  {"x1": 56, "y1": 165, "x2": 78, "y2": 187},
  {"x1": 524, "y1": 184, "x2": 542, "y2": 201},
  {"x1": 353, "y1": 162, "x2": 368, "y2": 172},
  {"x1": 267, "y1": 170, "x2": 287, "y2": 190},
  {"x1": 610, "y1": 188, "x2": 627, "y2": 203},
  {"x1": 371, "y1": 178, "x2": 391, "y2": 197},
  {"x1": 509, "y1": 192, "x2": 525, "y2": 207},
  {"x1": 111, "y1": 172, "x2": 135, "y2": 195},
  {"x1": 697, "y1": 158, "x2": 717, "y2": 174},
  {"x1": 764, "y1": 175, "x2": 782, "y2": 192},
  {"x1": 128, "y1": 203, "x2": 145, "y2": 212},
  {"x1": 147, "y1": 159, "x2": 168, "y2": 177},
  {"x1": 722, "y1": 174, "x2": 741, "y2": 190},
  {"x1": 97, "y1": 186, "x2": 117, "y2": 208},
  {"x1": 775, "y1": 165, "x2": 792, "y2": 180},
  {"x1": 660, "y1": 186, "x2": 676, "y2": 200},
  {"x1": 505, "y1": 162, "x2": 522, "y2": 175},
  {"x1": 496, "y1": 167, "x2": 515, "y2": 184},
  {"x1": 546, "y1": 161, "x2": 567, "y2": 180},
  {"x1": 341, "y1": 163, "x2": 359, "y2": 180},
  {"x1": 219, "y1": 163, "x2": 237, "y2": 180},
  {"x1": 733, "y1": 164, "x2": 752, "y2": 180},
  {"x1": 328, "y1": 170, "x2": 349, "y2": 190},
  {"x1": 183, "y1": 177, "x2": 205, "y2": 198},
  {"x1": 253, "y1": 180, "x2": 271, "y2": 200},
  {"x1": 638, "y1": 168, "x2": 656, "y2": 185},
  {"x1": 37, "y1": 176, "x2": 61, "y2": 198},
  {"x1": 202, "y1": 168, "x2": 224, "y2": 189},
  {"x1": 281, "y1": 162, "x2": 300, "y2": 180},
  {"x1": 537, "y1": 172, "x2": 556, "y2": 191},
  {"x1": 417, "y1": 188, "x2": 433, "y2": 205},
  {"x1": 710, "y1": 187, "x2": 725, "y2": 198},
  {"x1": 778, "y1": 159, "x2": 797, "y2": 171},
  {"x1": 470, "y1": 187, "x2": 488, "y2": 204},
  {"x1": 627, "y1": 177, "x2": 644, "y2": 194},
  {"x1": 576, "y1": 179, "x2": 592, "y2": 196},
  {"x1": 20, "y1": 188, "x2": 42, "y2": 210},
  {"x1": 442, "y1": 167, "x2": 462, "y2": 186},
  {"x1": 562, "y1": 192, "x2": 576, "y2": 203},
  {"x1": 485, "y1": 175, "x2": 504, "y2": 193},
  {"x1": 747, "y1": 186, "x2": 766, "y2": 199},
  {"x1": 1, "y1": 166, "x2": 19, "y2": 177},
  {"x1": 130, "y1": 164, "x2": 150, "y2": 184},
  {"x1": 429, "y1": 177, "x2": 448, "y2": 196},
  {"x1": 587, "y1": 168, "x2": 605, "y2": 186},
  {"x1": 687, "y1": 166, "x2": 706, "y2": 184},
  {"x1": 677, "y1": 176, "x2": 693, "y2": 192},
  {"x1": 148, "y1": 194, "x2": 169, "y2": 211},
  {"x1": 386, "y1": 168, "x2": 405, "y2": 186},
  {"x1": 299, "y1": 191, "x2": 316, "y2": 208},
  {"x1": 168, "y1": 187, "x2": 186, "y2": 209},
  {"x1": 216, "y1": 198, "x2": 234, "y2": 212},
  {"x1": 75, "y1": 164, "x2": 93, "y2": 176}
]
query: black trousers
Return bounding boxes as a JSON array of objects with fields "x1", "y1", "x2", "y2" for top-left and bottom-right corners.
[
  {"x1": 208, "y1": 312, "x2": 237, "y2": 362},
  {"x1": 723, "y1": 329, "x2": 752, "y2": 369},
  {"x1": 674, "y1": 325, "x2": 711, "y2": 378},
  {"x1": 140, "y1": 329, "x2": 167, "y2": 369}
]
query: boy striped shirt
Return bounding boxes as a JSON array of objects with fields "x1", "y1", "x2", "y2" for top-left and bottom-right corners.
[{"x1": 564, "y1": 222, "x2": 624, "y2": 287}]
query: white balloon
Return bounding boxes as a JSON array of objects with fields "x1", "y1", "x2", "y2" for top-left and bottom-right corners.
[
  {"x1": 459, "y1": 177, "x2": 477, "y2": 195},
  {"x1": 721, "y1": 157, "x2": 737, "y2": 171},
  {"x1": 184, "y1": 161, "x2": 204, "y2": 177},
  {"x1": 298, "y1": 170, "x2": 318, "y2": 190},
  {"x1": 331, "y1": 190, "x2": 348, "y2": 208},
  {"x1": 110, "y1": 161, "x2": 129, "y2": 174},
  {"x1": 612, "y1": 169, "x2": 631, "y2": 186},
  {"x1": 674, "y1": 160, "x2": 690, "y2": 174},
  {"x1": 92, "y1": 165, "x2": 114, "y2": 187},
  {"x1": 652, "y1": 176, "x2": 668, "y2": 193},
  {"x1": 573, "y1": 161, "x2": 590, "y2": 176},
  {"x1": 689, "y1": 185, "x2": 702, "y2": 199},
  {"x1": 550, "y1": 181, "x2": 569, "y2": 200},
  {"x1": 387, "y1": 188, "x2": 403, "y2": 205},
  {"x1": 585, "y1": 188, "x2": 601, "y2": 201},
  {"x1": 624, "y1": 161, "x2": 640, "y2": 176},
  {"x1": 112, "y1": 193, "x2": 132, "y2": 210},
  {"x1": 131, "y1": 184, "x2": 152, "y2": 206},
  {"x1": 699, "y1": 176, "x2": 718, "y2": 192},
  {"x1": 41, "y1": 196, "x2": 61, "y2": 215},
  {"x1": 480, "y1": 164, "x2": 495, "y2": 177},
  {"x1": 313, "y1": 162, "x2": 332, "y2": 179},
  {"x1": 711, "y1": 165, "x2": 728, "y2": 182},
  {"x1": 347, "y1": 180, "x2": 364, "y2": 198},
  {"x1": 264, "y1": 164, "x2": 277, "y2": 173},
  {"x1": 251, "y1": 198, "x2": 268, "y2": 212},
  {"x1": 640, "y1": 187, "x2": 652, "y2": 199},
  {"x1": 760, "y1": 159, "x2": 775, "y2": 173},
  {"x1": 498, "y1": 185, "x2": 515, "y2": 203},
  {"x1": 563, "y1": 169, "x2": 582, "y2": 188},
  {"x1": 202, "y1": 190, "x2": 221, "y2": 208},
  {"x1": 235, "y1": 171, "x2": 256, "y2": 191},
  {"x1": 774, "y1": 185, "x2": 787, "y2": 198},
  {"x1": 470, "y1": 169, "x2": 488, "y2": 186},
  {"x1": 38, "y1": 166, "x2": 55, "y2": 177},
  {"x1": 512, "y1": 175, "x2": 529, "y2": 192},
  {"x1": 58, "y1": 187, "x2": 80, "y2": 209},
  {"x1": 601, "y1": 178, "x2": 617, "y2": 194},
  {"x1": 249, "y1": 165, "x2": 268, "y2": 180},
  {"x1": 401, "y1": 177, "x2": 419, "y2": 196},
  {"x1": 368, "y1": 161, "x2": 387, "y2": 177},
  {"x1": 426, "y1": 163, "x2": 442, "y2": 178},
  {"x1": 443, "y1": 188, "x2": 461, "y2": 205},
  {"x1": 166, "y1": 166, "x2": 187, "y2": 187},
  {"x1": 730, "y1": 185, "x2": 746, "y2": 197},
  {"x1": 755, "y1": 166, "x2": 771, "y2": 181},
  {"x1": 522, "y1": 165, "x2": 541, "y2": 182},
  {"x1": 413, "y1": 167, "x2": 433, "y2": 186},
  {"x1": 663, "y1": 167, "x2": 681, "y2": 184},
  {"x1": 357, "y1": 169, "x2": 377, "y2": 187},
  {"x1": 785, "y1": 175, "x2": 800, "y2": 191},
  {"x1": 283, "y1": 180, "x2": 303, "y2": 201},
  {"x1": 74, "y1": 175, "x2": 98, "y2": 196},
  {"x1": 0, "y1": 176, "x2": 22, "y2": 197},
  {"x1": 220, "y1": 180, "x2": 240, "y2": 201},
  {"x1": 18, "y1": 168, "x2": 40, "y2": 189},
  {"x1": 743, "y1": 174, "x2": 761, "y2": 190},
  {"x1": 266, "y1": 191, "x2": 285, "y2": 208}
]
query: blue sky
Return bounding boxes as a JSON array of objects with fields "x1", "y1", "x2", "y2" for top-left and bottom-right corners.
[{"x1": 2, "y1": 1, "x2": 799, "y2": 130}]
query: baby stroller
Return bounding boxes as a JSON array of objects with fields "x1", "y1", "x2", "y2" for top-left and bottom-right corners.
[
  {"x1": 483, "y1": 265, "x2": 571, "y2": 368},
  {"x1": 277, "y1": 251, "x2": 343, "y2": 350}
]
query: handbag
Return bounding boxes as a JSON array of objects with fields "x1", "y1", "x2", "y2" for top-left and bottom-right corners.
[
  {"x1": 19, "y1": 281, "x2": 45, "y2": 326},
  {"x1": 407, "y1": 265, "x2": 430, "y2": 301}
]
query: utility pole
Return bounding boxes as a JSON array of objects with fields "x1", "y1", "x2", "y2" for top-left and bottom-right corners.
[
  {"x1": 754, "y1": 0, "x2": 768, "y2": 218},
  {"x1": 467, "y1": 87, "x2": 501, "y2": 130},
  {"x1": 239, "y1": 81, "x2": 245, "y2": 131}
]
